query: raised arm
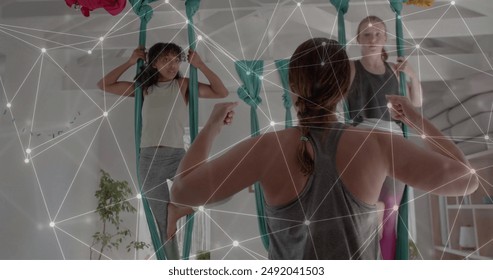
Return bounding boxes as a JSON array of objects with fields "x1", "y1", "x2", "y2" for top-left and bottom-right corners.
[
  {"x1": 96, "y1": 48, "x2": 146, "y2": 97},
  {"x1": 383, "y1": 95, "x2": 477, "y2": 196},
  {"x1": 171, "y1": 102, "x2": 273, "y2": 207},
  {"x1": 186, "y1": 49, "x2": 229, "y2": 98}
]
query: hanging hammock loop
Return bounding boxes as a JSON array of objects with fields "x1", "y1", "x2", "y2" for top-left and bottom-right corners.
[
  {"x1": 237, "y1": 86, "x2": 262, "y2": 108},
  {"x1": 389, "y1": 0, "x2": 404, "y2": 14},
  {"x1": 129, "y1": 0, "x2": 157, "y2": 22},
  {"x1": 185, "y1": 0, "x2": 201, "y2": 19},
  {"x1": 329, "y1": 0, "x2": 349, "y2": 14}
]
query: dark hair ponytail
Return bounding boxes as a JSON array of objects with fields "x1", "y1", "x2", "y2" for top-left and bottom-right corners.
[
  {"x1": 289, "y1": 38, "x2": 350, "y2": 175},
  {"x1": 134, "y1": 42, "x2": 184, "y2": 92}
]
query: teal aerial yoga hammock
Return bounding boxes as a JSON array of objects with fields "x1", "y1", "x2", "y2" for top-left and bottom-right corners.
[
  {"x1": 329, "y1": 0, "x2": 351, "y2": 122},
  {"x1": 234, "y1": 60, "x2": 270, "y2": 250},
  {"x1": 274, "y1": 59, "x2": 293, "y2": 128},
  {"x1": 130, "y1": 0, "x2": 201, "y2": 261},
  {"x1": 390, "y1": 0, "x2": 410, "y2": 260},
  {"x1": 331, "y1": 0, "x2": 410, "y2": 259},
  {"x1": 129, "y1": 0, "x2": 169, "y2": 260},
  {"x1": 181, "y1": 0, "x2": 201, "y2": 260}
]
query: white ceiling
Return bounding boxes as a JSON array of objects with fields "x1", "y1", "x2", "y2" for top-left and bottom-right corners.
[{"x1": 1, "y1": 0, "x2": 493, "y2": 112}]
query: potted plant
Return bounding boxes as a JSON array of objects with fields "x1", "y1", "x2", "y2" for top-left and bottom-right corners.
[
  {"x1": 196, "y1": 250, "x2": 211, "y2": 260},
  {"x1": 90, "y1": 169, "x2": 149, "y2": 260}
]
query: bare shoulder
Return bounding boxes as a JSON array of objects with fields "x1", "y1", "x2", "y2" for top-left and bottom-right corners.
[
  {"x1": 246, "y1": 128, "x2": 300, "y2": 152},
  {"x1": 336, "y1": 125, "x2": 389, "y2": 204},
  {"x1": 339, "y1": 125, "x2": 383, "y2": 163}
]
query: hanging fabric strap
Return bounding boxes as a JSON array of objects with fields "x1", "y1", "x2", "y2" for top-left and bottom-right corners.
[
  {"x1": 180, "y1": 0, "x2": 201, "y2": 260},
  {"x1": 329, "y1": 0, "x2": 351, "y2": 123},
  {"x1": 129, "y1": 0, "x2": 169, "y2": 260},
  {"x1": 234, "y1": 60, "x2": 270, "y2": 250},
  {"x1": 274, "y1": 59, "x2": 293, "y2": 128},
  {"x1": 390, "y1": 0, "x2": 410, "y2": 260},
  {"x1": 329, "y1": 0, "x2": 349, "y2": 47}
]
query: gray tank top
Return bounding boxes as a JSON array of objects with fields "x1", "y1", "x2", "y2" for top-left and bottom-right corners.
[
  {"x1": 346, "y1": 60, "x2": 398, "y2": 124},
  {"x1": 264, "y1": 124, "x2": 381, "y2": 259}
]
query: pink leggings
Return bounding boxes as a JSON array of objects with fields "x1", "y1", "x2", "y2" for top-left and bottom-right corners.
[{"x1": 379, "y1": 176, "x2": 405, "y2": 260}]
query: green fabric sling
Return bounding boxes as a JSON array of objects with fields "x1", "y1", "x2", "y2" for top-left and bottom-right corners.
[
  {"x1": 390, "y1": 0, "x2": 410, "y2": 260},
  {"x1": 234, "y1": 60, "x2": 270, "y2": 250},
  {"x1": 274, "y1": 59, "x2": 293, "y2": 128},
  {"x1": 329, "y1": 0, "x2": 351, "y2": 122},
  {"x1": 129, "y1": 0, "x2": 171, "y2": 260},
  {"x1": 181, "y1": 0, "x2": 202, "y2": 260}
]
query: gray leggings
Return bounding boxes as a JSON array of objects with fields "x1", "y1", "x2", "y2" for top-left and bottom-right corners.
[{"x1": 139, "y1": 146, "x2": 185, "y2": 259}]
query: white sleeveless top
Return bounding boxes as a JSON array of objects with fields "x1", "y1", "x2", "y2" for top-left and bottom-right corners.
[{"x1": 141, "y1": 79, "x2": 188, "y2": 148}]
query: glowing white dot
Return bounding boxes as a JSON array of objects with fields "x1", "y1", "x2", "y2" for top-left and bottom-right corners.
[
  {"x1": 259, "y1": 75, "x2": 264, "y2": 80},
  {"x1": 470, "y1": 169, "x2": 476, "y2": 175},
  {"x1": 485, "y1": 135, "x2": 490, "y2": 140},
  {"x1": 6, "y1": 103, "x2": 11, "y2": 108},
  {"x1": 415, "y1": 44, "x2": 420, "y2": 49},
  {"x1": 421, "y1": 134, "x2": 426, "y2": 139},
  {"x1": 304, "y1": 220, "x2": 310, "y2": 226},
  {"x1": 103, "y1": 112, "x2": 108, "y2": 117},
  {"x1": 321, "y1": 41, "x2": 326, "y2": 46},
  {"x1": 270, "y1": 121, "x2": 276, "y2": 127},
  {"x1": 198, "y1": 206, "x2": 205, "y2": 212},
  {"x1": 87, "y1": 50, "x2": 92, "y2": 55},
  {"x1": 368, "y1": 23, "x2": 373, "y2": 27},
  {"x1": 387, "y1": 102, "x2": 393, "y2": 109},
  {"x1": 41, "y1": 48, "x2": 46, "y2": 53},
  {"x1": 321, "y1": 61, "x2": 325, "y2": 66},
  {"x1": 165, "y1": 0, "x2": 169, "y2": 3},
  {"x1": 232, "y1": 241, "x2": 239, "y2": 247},
  {"x1": 26, "y1": 148, "x2": 31, "y2": 154},
  {"x1": 397, "y1": 15, "x2": 402, "y2": 20},
  {"x1": 186, "y1": 20, "x2": 190, "y2": 24},
  {"x1": 99, "y1": 36, "x2": 104, "y2": 42},
  {"x1": 393, "y1": 205, "x2": 399, "y2": 211},
  {"x1": 24, "y1": 158, "x2": 29, "y2": 164},
  {"x1": 136, "y1": 194, "x2": 142, "y2": 199},
  {"x1": 451, "y1": 1, "x2": 455, "y2": 5},
  {"x1": 246, "y1": 71, "x2": 251, "y2": 76},
  {"x1": 197, "y1": 35, "x2": 203, "y2": 41},
  {"x1": 297, "y1": 2, "x2": 301, "y2": 7},
  {"x1": 49, "y1": 222, "x2": 55, "y2": 228}
]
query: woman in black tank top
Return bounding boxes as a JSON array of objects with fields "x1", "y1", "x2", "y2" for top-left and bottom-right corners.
[{"x1": 347, "y1": 15, "x2": 423, "y2": 260}]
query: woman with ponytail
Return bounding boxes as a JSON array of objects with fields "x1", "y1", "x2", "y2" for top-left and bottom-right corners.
[
  {"x1": 168, "y1": 38, "x2": 476, "y2": 259},
  {"x1": 97, "y1": 43, "x2": 228, "y2": 257},
  {"x1": 346, "y1": 15, "x2": 423, "y2": 260}
]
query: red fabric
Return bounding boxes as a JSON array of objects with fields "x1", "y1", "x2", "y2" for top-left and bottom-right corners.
[{"x1": 65, "y1": 0, "x2": 126, "y2": 17}]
